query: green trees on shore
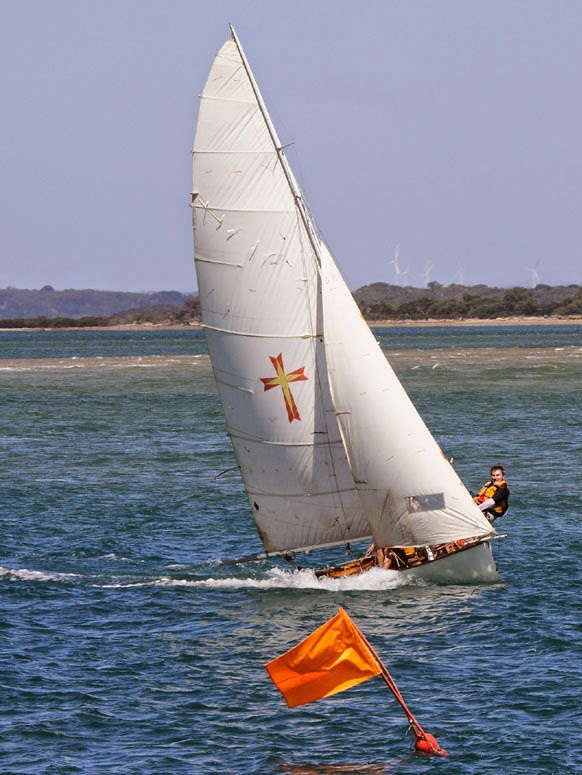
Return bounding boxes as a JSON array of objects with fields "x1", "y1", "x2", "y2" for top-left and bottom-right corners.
[
  {"x1": 1, "y1": 285, "x2": 581, "y2": 328},
  {"x1": 358, "y1": 286, "x2": 582, "y2": 321}
]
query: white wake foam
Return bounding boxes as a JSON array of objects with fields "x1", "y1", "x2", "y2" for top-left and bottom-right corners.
[
  {"x1": 0, "y1": 566, "x2": 81, "y2": 582},
  {"x1": 153, "y1": 566, "x2": 408, "y2": 592}
]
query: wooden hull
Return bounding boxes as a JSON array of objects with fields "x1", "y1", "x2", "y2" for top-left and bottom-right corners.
[
  {"x1": 314, "y1": 555, "x2": 376, "y2": 579},
  {"x1": 315, "y1": 540, "x2": 498, "y2": 584}
]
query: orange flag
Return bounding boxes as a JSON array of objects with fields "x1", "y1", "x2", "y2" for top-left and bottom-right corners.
[{"x1": 265, "y1": 608, "x2": 381, "y2": 708}]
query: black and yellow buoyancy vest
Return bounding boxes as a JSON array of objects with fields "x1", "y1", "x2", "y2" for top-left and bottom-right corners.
[{"x1": 477, "y1": 480, "x2": 509, "y2": 515}]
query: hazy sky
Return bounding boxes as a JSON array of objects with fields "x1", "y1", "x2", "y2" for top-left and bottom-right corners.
[{"x1": 2, "y1": 1, "x2": 580, "y2": 292}]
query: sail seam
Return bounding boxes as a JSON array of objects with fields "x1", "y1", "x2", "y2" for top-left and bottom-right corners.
[
  {"x1": 193, "y1": 149, "x2": 279, "y2": 154},
  {"x1": 192, "y1": 205, "x2": 293, "y2": 214},
  {"x1": 230, "y1": 434, "x2": 346, "y2": 448},
  {"x1": 199, "y1": 95, "x2": 258, "y2": 106},
  {"x1": 204, "y1": 323, "x2": 321, "y2": 338},
  {"x1": 247, "y1": 488, "x2": 366, "y2": 498}
]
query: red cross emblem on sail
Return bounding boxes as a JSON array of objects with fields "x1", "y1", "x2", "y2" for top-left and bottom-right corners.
[{"x1": 260, "y1": 353, "x2": 308, "y2": 423}]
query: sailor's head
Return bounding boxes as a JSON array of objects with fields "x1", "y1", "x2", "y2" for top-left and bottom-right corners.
[{"x1": 490, "y1": 465, "x2": 505, "y2": 481}]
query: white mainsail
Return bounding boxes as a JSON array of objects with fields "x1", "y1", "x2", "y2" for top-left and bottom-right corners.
[
  {"x1": 192, "y1": 28, "x2": 495, "y2": 560},
  {"x1": 192, "y1": 31, "x2": 370, "y2": 554}
]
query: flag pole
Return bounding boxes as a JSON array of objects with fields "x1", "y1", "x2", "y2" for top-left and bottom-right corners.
[{"x1": 353, "y1": 622, "x2": 449, "y2": 756}]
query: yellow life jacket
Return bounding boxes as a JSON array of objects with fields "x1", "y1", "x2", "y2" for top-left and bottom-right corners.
[{"x1": 477, "y1": 479, "x2": 509, "y2": 514}]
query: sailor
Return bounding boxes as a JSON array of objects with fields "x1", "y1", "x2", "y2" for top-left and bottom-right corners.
[
  {"x1": 365, "y1": 542, "x2": 397, "y2": 569},
  {"x1": 474, "y1": 465, "x2": 510, "y2": 522}
]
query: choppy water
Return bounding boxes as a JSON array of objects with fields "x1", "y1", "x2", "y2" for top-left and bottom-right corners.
[{"x1": 1, "y1": 326, "x2": 581, "y2": 773}]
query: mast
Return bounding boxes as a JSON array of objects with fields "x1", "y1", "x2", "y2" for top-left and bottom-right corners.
[{"x1": 229, "y1": 24, "x2": 324, "y2": 269}]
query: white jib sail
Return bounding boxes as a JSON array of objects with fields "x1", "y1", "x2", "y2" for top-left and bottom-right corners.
[
  {"x1": 192, "y1": 32, "x2": 370, "y2": 554},
  {"x1": 320, "y1": 244, "x2": 495, "y2": 547}
]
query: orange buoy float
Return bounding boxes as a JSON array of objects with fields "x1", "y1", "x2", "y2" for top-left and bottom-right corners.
[{"x1": 414, "y1": 732, "x2": 449, "y2": 756}]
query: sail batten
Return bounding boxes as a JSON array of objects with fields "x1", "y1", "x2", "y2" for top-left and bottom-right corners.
[{"x1": 194, "y1": 258, "x2": 243, "y2": 268}]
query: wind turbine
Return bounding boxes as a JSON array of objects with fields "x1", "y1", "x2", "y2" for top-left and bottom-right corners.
[
  {"x1": 455, "y1": 262, "x2": 465, "y2": 286},
  {"x1": 423, "y1": 258, "x2": 433, "y2": 288},
  {"x1": 390, "y1": 244, "x2": 403, "y2": 286},
  {"x1": 527, "y1": 262, "x2": 541, "y2": 288},
  {"x1": 390, "y1": 244, "x2": 410, "y2": 286}
]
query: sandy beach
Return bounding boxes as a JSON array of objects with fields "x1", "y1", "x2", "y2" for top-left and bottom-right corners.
[{"x1": 58, "y1": 315, "x2": 582, "y2": 330}]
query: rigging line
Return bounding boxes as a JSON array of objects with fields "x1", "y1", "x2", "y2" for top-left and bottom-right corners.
[
  {"x1": 296, "y1": 217, "x2": 359, "y2": 535},
  {"x1": 214, "y1": 466, "x2": 239, "y2": 480}
]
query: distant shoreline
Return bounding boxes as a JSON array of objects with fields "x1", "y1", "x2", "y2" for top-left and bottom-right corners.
[
  {"x1": 368, "y1": 316, "x2": 582, "y2": 327},
  {"x1": 2, "y1": 315, "x2": 582, "y2": 332}
]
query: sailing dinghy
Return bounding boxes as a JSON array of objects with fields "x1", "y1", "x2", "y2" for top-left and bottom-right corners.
[{"x1": 192, "y1": 26, "x2": 499, "y2": 583}]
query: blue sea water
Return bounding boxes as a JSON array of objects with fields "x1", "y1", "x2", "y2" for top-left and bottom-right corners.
[{"x1": 1, "y1": 325, "x2": 581, "y2": 774}]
